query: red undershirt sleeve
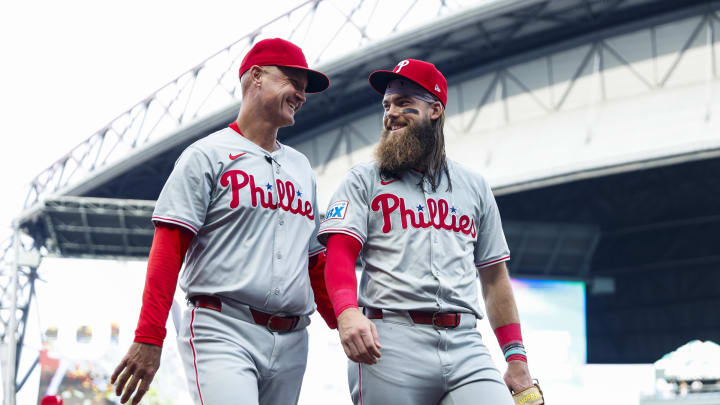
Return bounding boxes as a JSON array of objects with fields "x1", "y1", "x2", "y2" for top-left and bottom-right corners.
[
  {"x1": 308, "y1": 252, "x2": 338, "y2": 329},
  {"x1": 325, "y1": 233, "x2": 362, "y2": 318},
  {"x1": 134, "y1": 223, "x2": 194, "y2": 346}
]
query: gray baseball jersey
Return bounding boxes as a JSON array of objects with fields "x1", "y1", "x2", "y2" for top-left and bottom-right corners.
[
  {"x1": 152, "y1": 124, "x2": 324, "y2": 315},
  {"x1": 317, "y1": 160, "x2": 509, "y2": 319}
]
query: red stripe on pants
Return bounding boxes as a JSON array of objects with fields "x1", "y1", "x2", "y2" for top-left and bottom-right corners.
[{"x1": 189, "y1": 308, "x2": 205, "y2": 405}]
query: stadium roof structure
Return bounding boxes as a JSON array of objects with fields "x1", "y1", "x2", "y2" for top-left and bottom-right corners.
[{"x1": 20, "y1": 197, "x2": 155, "y2": 259}]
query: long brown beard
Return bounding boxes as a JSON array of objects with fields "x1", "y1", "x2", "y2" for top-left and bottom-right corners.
[{"x1": 375, "y1": 117, "x2": 436, "y2": 177}]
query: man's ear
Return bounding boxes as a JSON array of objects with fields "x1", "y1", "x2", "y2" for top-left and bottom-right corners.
[
  {"x1": 428, "y1": 101, "x2": 443, "y2": 120},
  {"x1": 250, "y1": 65, "x2": 265, "y2": 87}
]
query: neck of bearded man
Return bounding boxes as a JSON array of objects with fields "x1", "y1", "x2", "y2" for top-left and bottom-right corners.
[{"x1": 375, "y1": 117, "x2": 436, "y2": 178}]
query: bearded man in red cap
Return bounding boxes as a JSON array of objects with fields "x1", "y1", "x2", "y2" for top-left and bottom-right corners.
[
  {"x1": 318, "y1": 59, "x2": 539, "y2": 404},
  {"x1": 111, "y1": 38, "x2": 336, "y2": 405}
]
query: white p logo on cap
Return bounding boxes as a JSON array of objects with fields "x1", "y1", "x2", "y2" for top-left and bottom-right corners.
[{"x1": 394, "y1": 60, "x2": 410, "y2": 73}]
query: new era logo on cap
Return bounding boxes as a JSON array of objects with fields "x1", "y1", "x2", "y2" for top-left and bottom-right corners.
[{"x1": 368, "y1": 59, "x2": 448, "y2": 106}]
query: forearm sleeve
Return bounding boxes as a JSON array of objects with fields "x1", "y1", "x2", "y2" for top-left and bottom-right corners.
[
  {"x1": 308, "y1": 251, "x2": 339, "y2": 329},
  {"x1": 134, "y1": 223, "x2": 193, "y2": 346},
  {"x1": 325, "y1": 233, "x2": 362, "y2": 318}
]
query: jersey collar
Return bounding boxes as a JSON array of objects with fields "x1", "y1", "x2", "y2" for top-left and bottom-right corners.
[{"x1": 228, "y1": 122, "x2": 284, "y2": 155}]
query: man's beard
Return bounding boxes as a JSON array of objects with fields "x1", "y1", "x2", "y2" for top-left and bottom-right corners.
[{"x1": 375, "y1": 117, "x2": 436, "y2": 176}]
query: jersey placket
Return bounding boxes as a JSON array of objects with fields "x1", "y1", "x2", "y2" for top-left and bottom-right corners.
[
  {"x1": 268, "y1": 155, "x2": 284, "y2": 311},
  {"x1": 423, "y1": 180, "x2": 445, "y2": 313}
]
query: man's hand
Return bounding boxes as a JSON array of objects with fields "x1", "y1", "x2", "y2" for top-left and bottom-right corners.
[
  {"x1": 504, "y1": 360, "x2": 533, "y2": 393},
  {"x1": 337, "y1": 307, "x2": 382, "y2": 364},
  {"x1": 111, "y1": 342, "x2": 162, "y2": 404}
]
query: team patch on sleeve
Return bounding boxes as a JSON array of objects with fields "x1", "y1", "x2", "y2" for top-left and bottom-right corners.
[{"x1": 323, "y1": 201, "x2": 349, "y2": 222}]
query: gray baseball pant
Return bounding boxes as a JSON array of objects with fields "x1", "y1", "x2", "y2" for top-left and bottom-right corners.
[
  {"x1": 348, "y1": 309, "x2": 514, "y2": 405},
  {"x1": 177, "y1": 301, "x2": 309, "y2": 405}
]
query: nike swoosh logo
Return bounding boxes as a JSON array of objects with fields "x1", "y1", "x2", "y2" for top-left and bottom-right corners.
[
  {"x1": 229, "y1": 152, "x2": 246, "y2": 160},
  {"x1": 380, "y1": 179, "x2": 396, "y2": 185}
]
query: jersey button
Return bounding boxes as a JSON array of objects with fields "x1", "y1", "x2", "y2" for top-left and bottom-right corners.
[
  {"x1": 273, "y1": 288, "x2": 280, "y2": 295},
  {"x1": 279, "y1": 219, "x2": 285, "y2": 226},
  {"x1": 276, "y1": 252, "x2": 282, "y2": 259},
  {"x1": 275, "y1": 167, "x2": 280, "y2": 174}
]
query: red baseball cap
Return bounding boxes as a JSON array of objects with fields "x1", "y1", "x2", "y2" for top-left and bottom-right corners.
[
  {"x1": 369, "y1": 59, "x2": 447, "y2": 106},
  {"x1": 239, "y1": 38, "x2": 330, "y2": 93}
]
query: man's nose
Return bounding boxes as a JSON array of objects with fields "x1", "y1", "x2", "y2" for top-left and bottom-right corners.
[
  {"x1": 295, "y1": 90, "x2": 307, "y2": 104},
  {"x1": 386, "y1": 105, "x2": 401, "y2": 118}
]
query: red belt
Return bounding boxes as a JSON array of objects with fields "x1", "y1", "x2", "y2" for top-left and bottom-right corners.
[
  {"x1": 365, "y1": 308, "x2": 462, "y2": 329},
  {"x1": 191, "y1": 295, "x2": 299, "y2": 332}
]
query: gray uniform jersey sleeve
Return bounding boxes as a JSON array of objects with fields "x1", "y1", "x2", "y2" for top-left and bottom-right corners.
[
  {"x1": 317, "y1": 168, "x2": 369, "y2": 246},
  {"x1": 152, "y1": 146, "x2": 215, "y2": 234},
  {"x1": 474, "y1": 177, "x2": 510, "y2": 269}
]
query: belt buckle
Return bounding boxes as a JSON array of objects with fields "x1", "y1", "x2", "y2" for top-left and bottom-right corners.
[
  {"x1": 266, "y1": 314, "x2": 284, "y2": 332},
  {"x1": 266, "y1": 314, "x2": 298, "y2": 332},
  {"x1": 431, "y1": 312, "x2": 448, "y2": 330},
  {"x1": 432, "y1": 312, "x2": 459, "y2": 329}
]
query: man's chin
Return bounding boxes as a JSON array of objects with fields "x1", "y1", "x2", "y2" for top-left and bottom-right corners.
[
  {"x1": 376, "y1": 148, "x2": 423, "y2": 174},
  {"x1": 277, "y1": 114, "x2": 295, "y2": 128},
  {"x1": 376, "y1": 121, "x2": 433, "y2": 173}
]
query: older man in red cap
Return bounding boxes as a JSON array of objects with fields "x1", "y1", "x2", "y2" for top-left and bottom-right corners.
[
  {"x1": 111, "y1": 38, "x2": 335, "y2": 405},
  {"x1": 318, "y1": 59, "x2": 539, "y2": 404}
]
